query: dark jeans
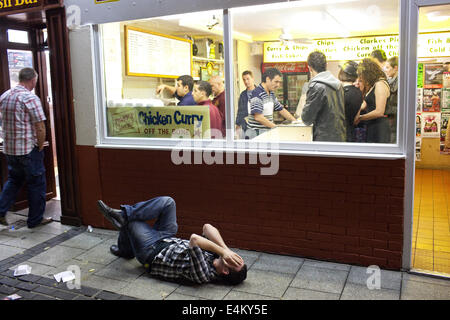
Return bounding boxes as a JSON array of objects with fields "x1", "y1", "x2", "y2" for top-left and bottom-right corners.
[
  {"x1": 0, "y1": 147, "x2": 46, "y2": 228},
  {"x1": 117, "y1": 196, "x2": 178, "y2": 265}
]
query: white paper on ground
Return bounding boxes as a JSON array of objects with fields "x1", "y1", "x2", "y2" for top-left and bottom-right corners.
[
  {"x1": 14, "y1": 265, "x2": 32, "y2": 276},
  {"x1": 54, "y1": 270, "x2": 76, "y2": 283}
]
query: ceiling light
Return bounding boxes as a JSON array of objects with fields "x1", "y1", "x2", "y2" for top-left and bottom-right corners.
[{"x1": 426, "y1": 11, "x2": 450, "y2": 22}]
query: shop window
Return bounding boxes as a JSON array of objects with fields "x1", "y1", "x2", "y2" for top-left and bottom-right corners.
[
  {"x1": 7, "y1": 29, "x2": 29, "y2": 44},
  {"x1": 7, "y1": 49, "x2": 33, "y2": 89},
  {"x1": 100, "y1": 10, "x2": 226, "y2": 140},
  {"x1": 232, "y1": 0, "x2": 400, "y2": 144}
]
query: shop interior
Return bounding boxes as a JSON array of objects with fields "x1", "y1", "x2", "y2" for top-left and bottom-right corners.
[
  {"x1": 99, "y1": 0, "x2": 449, "y2": 275},
  {"x1": 412, "y1": 4, "x2": 450, "y2": 277}
]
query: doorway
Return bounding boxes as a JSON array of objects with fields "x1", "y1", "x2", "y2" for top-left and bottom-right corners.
[
  {"x1": 411, "y1": 3, "x2": 450, "y2": 277},
  {"x1": 0, "y1": 24, "x2": 60, "y2": 221}
]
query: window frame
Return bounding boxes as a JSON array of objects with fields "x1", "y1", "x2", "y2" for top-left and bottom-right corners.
[{"x1": 91, "y1": 0, "x2": 411, "y2": 160}]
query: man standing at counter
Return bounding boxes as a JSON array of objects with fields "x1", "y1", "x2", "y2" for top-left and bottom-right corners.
[
  {"x1": 236, "y1": 70, "x2": 256, "y2": 139},
  {"x1": 192, "y1": 81, "x2": 224, "y2": 138},
  {"x1": 209, "y1": 76, "x2": 226, "y2": 135},
  {"x1": 301, "y1": 51, "x2": 346, "y2": 142},
  {"x1": 156, "y1": 75, "x2": 196, "y2": 106},
  {"x1": 247, "y1": 68, "x2": 296, "y2": 138}
]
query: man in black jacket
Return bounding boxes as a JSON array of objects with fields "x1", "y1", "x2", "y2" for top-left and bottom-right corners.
[{"x1": 301, "y1": 51, "x2": 346, "y2": 142}]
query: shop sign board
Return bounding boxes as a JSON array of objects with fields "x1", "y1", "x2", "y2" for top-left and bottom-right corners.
[
  {"x1": 0, "y1": 0, "x2": 42, "y2": 14},
  {"x1": 264, "y1": 32, "x2": 450, "y2": 62},
  {"x1": 107, "y1": 105, "x2": 211, "y2": 139},
  {"x1": 261, "y1": 62, "x2": 309, "y2": 74}
]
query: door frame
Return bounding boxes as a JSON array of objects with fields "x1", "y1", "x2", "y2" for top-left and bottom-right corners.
[{"x1": 403, "y1": 0, "x2": 450, "y2": 270}]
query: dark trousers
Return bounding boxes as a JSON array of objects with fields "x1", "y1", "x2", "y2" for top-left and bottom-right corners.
[
  {"x1": 0, "y1": 147, "x2": 46, "y2": 228},
  {"x1": 117, "y1": 196, "x2": 178, "y2": 265}
]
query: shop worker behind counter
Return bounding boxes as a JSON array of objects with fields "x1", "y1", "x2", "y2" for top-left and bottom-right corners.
[
  {"x1": 0, "y1": 68, "x2": 52, "y2": 228},
  {"x1": 301, "y1": 51, "x2": 346, "y2": 142},
  {"x1": 246, "y1": 67, "x2": 296, "y2": 138},
  {"x1": 97, "y1": 196, "x2": 247, "y2": 285},
  {"x1": 156, "y1": 75, "x2": 196, "y2": 106}
]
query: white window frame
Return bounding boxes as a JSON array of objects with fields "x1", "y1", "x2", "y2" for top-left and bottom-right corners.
[{"x1": 89, "y1": 0, "x2": 411, "y2": 160}]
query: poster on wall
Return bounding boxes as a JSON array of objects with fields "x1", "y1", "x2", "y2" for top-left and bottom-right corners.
[
  {"x1": 422, "y1": 88, "x2": 441, "y2": 112},
  {"x1": 416, "y1": 113, "x2": 422, "y2": 137},
  {"x1": 444, "y1": 72, "x2": 450, "y2": 88},
  {"x1": 443, "y1": 88, "x2": 450, "y2": 111},
  {"x1": 417, "y1": 63, "x2": 424, "y2": 88},
  {"x1": 441, "y1": 112, "x2": 450, "y2": 142},
  {"x1": 422, "y1": 112, "x2": 441, "y2": 138},
  {"x1": 424, "y1": 64, "x2": 444, "y2": 88},
  {"x1": 417, "y1": 88, "x2": 423, "y2": 112}
]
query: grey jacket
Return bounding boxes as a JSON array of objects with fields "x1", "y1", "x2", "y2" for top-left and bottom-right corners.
[{"x1": 301, "y1": 71, "x2": 346, "y2": 142}]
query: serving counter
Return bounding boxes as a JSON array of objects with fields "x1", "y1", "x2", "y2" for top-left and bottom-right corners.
[{"x1": 252, "y1": 123, "x2": 313, "y2": 142}]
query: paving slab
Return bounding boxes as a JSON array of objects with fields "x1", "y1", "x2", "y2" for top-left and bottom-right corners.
[
  {"x1": 401, "y1": 278, "x2": 450, "y2": 300},
  {"x1": 250, "y1": 253, "x2": 304, "y2": 274},
  {"x1": 9, "y1": 261, "x2": 57, "y2": 278},
  {"x1": 59, "y1": 233, "x2": 107, "y2": 250},
  {"x1": 93, "y1": 257, "x2": 145, "y2": 282},
  {"x1": 232, "y1": 269, "x2": 293, "y2": 298},
  {"x1": 347, "y1": 266, "x2": 402, "y2": 291},
  {"x1": 3, "y1": 232, "x2": 56, "y2": 249},
  {"x1": 29, "y1": 245, "x2": 85, "y2": 267},
  {"x1": 32, "y1": 223, "x2": 72, "y2": 235},
  {"x1": 224, "y1": 290, "x2": 277, "y2": 300},
  {"x1": 73, "y1": 239, "x2": 119, "y2": 265},
  {"x1": 402, "y1": 273, "x2": 450, "y2": 287},
  {"x1": 80, "y1": 274, "x2": 129, "y2": 292},
  {"x1": 302, "y1": 259, "x2": 351, "y2": 271},
  {"x1": 0, "y1": 234, "x2": 16, "y2": 244},
  {"x1": 175, "y1": 282, "x2": 233, "y2": 300},
  {"x1": 282, "y1": 287, "x2": 340, "y2": 300},
  {"x1": 51, "y1": 258, "x2": 106, "y2": 283},
  {"x1": 119, "y1": 275, "x2": 179, "y2": 300},
  {"x1": 341, "y1": 283, "x2": 400, "y2": 300},
  {"x1": 164, "y1": 292, "x2": 204, "y2": 300},
  {"x1": 290, "y1": 265, "x2": 348, "y2": 294},
  {"x1": 0, "y1": 244, "x2": 23, "y2": 260}
]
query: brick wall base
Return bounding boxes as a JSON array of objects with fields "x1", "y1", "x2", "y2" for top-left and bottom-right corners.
[{"x1": 76, "y1": 145, "x2": 405, "y2": 270}]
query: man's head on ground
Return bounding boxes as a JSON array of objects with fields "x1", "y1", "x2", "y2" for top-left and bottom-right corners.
[
  {"x1": 19, "y1": 68, "x2": 38, "y2": 91},
  {"x1": 176, "y1": 75, "x2": 194, "y2": 97},
  {"x1": 261, "y1": 67, "x2": 282, "y2": 92},
  {"x1": 307, "y1": 51, "x2": 327, "y2": 77},
  {"x1": 209, "y1": 76, "x2": 224, "y2": 96},
  {"x1": 213, "y1": 257, "x2": 247, "y2": 285},
  {"x1": 242, "y1": 70, "x2": 255, "y2": 90},
  {"x1": 193, "y1": 81, "x2": 212, "y2": 103}
]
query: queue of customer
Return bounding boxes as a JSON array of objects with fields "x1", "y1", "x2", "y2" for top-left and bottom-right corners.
[{"x1": 156, "y1": 48, "x2": 399, "y2": 143}]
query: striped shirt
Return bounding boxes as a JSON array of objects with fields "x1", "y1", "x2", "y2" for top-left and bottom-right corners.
[
  {"x1": 0, "y1": 85, "x2": 46, "y2": 155},
  {"x1": 247, "y1": 84, "x2": 283, "y2": 129},
  {"x1": 149, "y1": 237, "x2": 218, "y2": 284}
]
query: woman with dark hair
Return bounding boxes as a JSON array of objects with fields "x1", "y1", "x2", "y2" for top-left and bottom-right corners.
[
  {"x1": 338, "y1": 61, "x2": 363, "y2": 142},
  {"x1": 354, "y1": 58, "x2": 391, "y2": 143}
]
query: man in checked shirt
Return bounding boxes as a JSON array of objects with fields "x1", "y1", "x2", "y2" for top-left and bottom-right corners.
[
  {"x1": 97, "y1": 196, "x2": 247, "y2": 285},
  {"x1": 0, "y1": 68, "x2": 51, "y2": 228}
]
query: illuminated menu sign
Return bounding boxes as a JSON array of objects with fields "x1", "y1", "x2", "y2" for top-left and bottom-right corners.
[
  {"x1": 264, "y1": 32, "x2": 450, "y2": 62},
  {"x1": 0, "y1": 0, "x2": 42, "y2": 14}
]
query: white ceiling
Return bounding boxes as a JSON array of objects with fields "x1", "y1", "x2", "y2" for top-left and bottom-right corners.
[{"x1": 123, "y1": 1, "x2": 450, "y2": 42}]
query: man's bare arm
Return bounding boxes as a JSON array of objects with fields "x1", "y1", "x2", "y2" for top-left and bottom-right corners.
[
  {"x1": 202, "y1": 224, "x2": 228, "y2": 249},
  {"x1": 35, "y1": 121, "x2": 46, "y2": 151}
]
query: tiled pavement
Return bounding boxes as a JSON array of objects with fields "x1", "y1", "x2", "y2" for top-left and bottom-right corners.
[{"x1": 0, "y1": 212, "x2": 449, "y2": 300}]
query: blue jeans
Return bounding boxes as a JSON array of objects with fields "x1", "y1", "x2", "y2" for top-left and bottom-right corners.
[
  {"x1": 0, "y1": 147, "x2": 46, "y2": 228},
  {"x1": 118, "y1": 196, "x2": 178, "y2": 265}
]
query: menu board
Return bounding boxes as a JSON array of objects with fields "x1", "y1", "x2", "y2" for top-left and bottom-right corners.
[{"x1": 125, "y1": 26, "x2": 192, "y2": 78}]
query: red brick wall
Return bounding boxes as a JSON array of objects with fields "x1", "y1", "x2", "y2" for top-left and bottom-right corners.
[{"x1": 77, "y1": 145, "x2": 405, "y2": 270}]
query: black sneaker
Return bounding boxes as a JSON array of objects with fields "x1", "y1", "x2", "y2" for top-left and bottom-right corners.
[{"x1": 0, "y1": 216, "x2": 8, "y2": 226}]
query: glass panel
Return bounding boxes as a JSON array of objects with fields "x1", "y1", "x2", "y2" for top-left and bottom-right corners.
[
  {"x1": 7, "y1": 29, "x2": 29, "y2": 44},
  {"x1": 232, "y1": 0, "x2": 400, "y2": 143},
  {"x1": 7, "y1": 49, "x2": 34, "y2": 89},
  {"x1": 101, "y1": 10, "x2": 225, "y2": 140}
]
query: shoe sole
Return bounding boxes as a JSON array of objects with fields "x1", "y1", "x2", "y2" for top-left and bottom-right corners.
[{"x1": 97, "y1": 201, "x2": 122, "y2": 230}]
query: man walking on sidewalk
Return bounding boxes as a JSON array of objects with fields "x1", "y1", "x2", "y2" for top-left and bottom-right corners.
[
  {"x1": 0, "y1": 68, "x2": 51, "y2": 228},
  {"x1": 97, "y1": 196, "x2": 247, "y2": 285}
]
